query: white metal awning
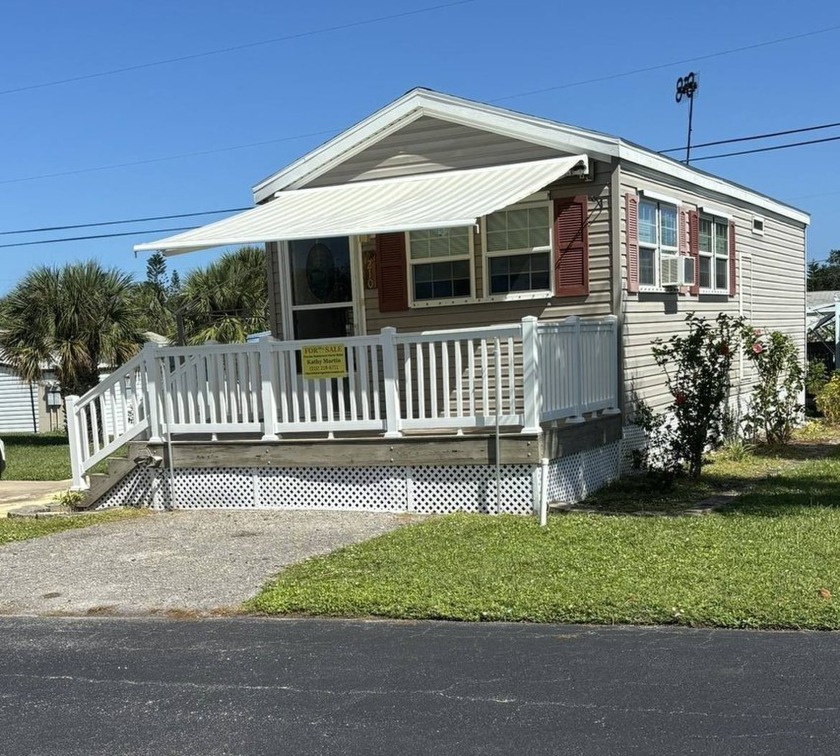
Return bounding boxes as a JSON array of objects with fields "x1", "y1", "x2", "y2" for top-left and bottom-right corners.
[{"x1": 134, "y1": 154, "x2": 588, "y2": 256}]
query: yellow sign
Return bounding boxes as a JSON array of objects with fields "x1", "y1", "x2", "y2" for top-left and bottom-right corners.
[{"x1": 301, "y1": 344, "x2": 347, "y2": 380}]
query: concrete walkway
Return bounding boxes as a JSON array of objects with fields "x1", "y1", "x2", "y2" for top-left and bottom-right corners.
[{"x1": 0, "y1": 480, "x2": 69, "y2": 517}]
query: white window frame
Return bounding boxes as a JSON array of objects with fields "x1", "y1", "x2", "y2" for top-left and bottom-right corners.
[
  {"x1": 481, "y1": 200, "x2": 554, "y2": 302},
  {"x1": 697, "y1": 214, "x2": 730, "y2": 294},
  {"x1": 752, "y1": 215, "x2": 765, "y2": 236},
  {"x1": 637, "y1": 197, "x2": 680, "y2": 290},
  {"x1": 406, "y1": 226, "x2": 476, "y2": 309}
]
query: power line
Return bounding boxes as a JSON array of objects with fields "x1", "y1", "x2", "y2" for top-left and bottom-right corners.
[
  {"x1": 658, "y1": 121, "x2": 840, "y2": 153},
  {"x1": 0, "y1": 130, "x2": 339, "y2": 186},
  {"x1": 1, "y1": 24, "x2": 836, "y2": 187},
  {"x1": 0, "y1": 0, "x2": 477, "y2": 97},
  {"x1": 0, "y1": 208, "x2": 249, "y2": 236},
  {"x1": 690, "y1": 134, "x2": 840, "y2": 162},
  {"x1": 490, "y1": 22, "x2": 840, "y2": 103},
  {"x1": 5, "y1": 122, "x2": 840, "y2": 240},
  {"x1": 0, "y1": 227, "x2": 196, "y2": 250},
  {"x1": 3, "y1": 125, "x2": 837, "y2": 248}
]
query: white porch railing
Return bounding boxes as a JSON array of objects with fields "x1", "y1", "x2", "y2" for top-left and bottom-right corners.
[{"x1": 66, "y1": 315, "x2": 619, "y2": 489}]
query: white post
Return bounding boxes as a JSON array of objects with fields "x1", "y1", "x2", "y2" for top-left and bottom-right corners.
[
  {"x1": 65, "y1": 395, "x2": 87, "y2": 491},
  {"x1": 521, "y1": 316, "x2": 542, "y2": 434},
  {"x1": 143, "y1": 342, "x2": 164, "y2": 444},
  {"x1": 604, "y1": 315, "x2": 622, "y2": 415},
  {"x1": 259, "y1": 336, "x2": 280, "y2": 441},
  {"x1": 381, "y1": 327, "x2": 402, "y2": 438},
  {"x1": 538, "y1": 458, "x2": 549, "y2": 526},
  {"x1": 567, "y1": 316, "x2": 585, "y2": 424}
]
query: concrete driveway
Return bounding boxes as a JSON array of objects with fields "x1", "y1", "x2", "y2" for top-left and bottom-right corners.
[
  {"x1": 0, "y1": 480, "x2": 69, "y2": 517},
  {"x1": 0, "y1": 510, "x2": 415, "y2": 616}
]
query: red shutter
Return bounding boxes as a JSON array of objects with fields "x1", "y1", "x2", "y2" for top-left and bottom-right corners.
[
  {"x1": 625, "y1": 193, "x2": 639, "y2": 293},
  {"x1": 553, "y1": 196, "x2": 589, "y2": 297},
  {"x1": 376, "y1": 233, "x2": 408, "y2": 312},
  {"x1": 728, "y1": 219, "x2": 737, "y2": 297},
  {"x1": 678, "y1": 208, "x2": 689, "y2": 294},
  {"x1": 688, "y1": 210, "x2": 700, "y2": 296}
]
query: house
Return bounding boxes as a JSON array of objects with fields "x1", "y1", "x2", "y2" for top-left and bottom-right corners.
[
  {"x1": 67, "y1": 88, "x2": 809, "y2": 515},
  {"x1": 0, "y1": 361, "x2": 63, "y2": 434}
]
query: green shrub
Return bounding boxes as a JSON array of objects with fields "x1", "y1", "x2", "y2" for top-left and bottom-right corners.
[
  {"x1": 651, "y1": 313, "x2": 745, "y2": 477},
  {"x1": 806, "y1": 360, "x2": 829, "y2": 397},
  {"x1": 741, "y1": 329, "x2": 804, "y2": 446},
  {"x1": 816, "y1": 375, "x2": 840, "y2": 424}
]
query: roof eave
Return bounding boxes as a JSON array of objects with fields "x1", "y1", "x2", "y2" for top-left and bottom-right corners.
[{"x1": 617, "y1": 142, "x2": 810, "y2": 225}]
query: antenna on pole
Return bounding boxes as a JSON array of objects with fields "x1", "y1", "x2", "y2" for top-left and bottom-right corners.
[{"x1": 675, "y1": 72, "x2": 699, "y2": 165}]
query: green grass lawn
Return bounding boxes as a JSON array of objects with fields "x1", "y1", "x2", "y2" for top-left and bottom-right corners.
[
  {"x1": 0, "y1": 509, "x2": 145, "y2": 546},
  {"x1": 1, "y1": 433, "x2": 73, "y2": 480},
  {"x1": 0, "y1": 432, "x2": 119, "y2": 481},
  {"x1": 247, "y1": 433, "x2": 840, "y2": 630}
]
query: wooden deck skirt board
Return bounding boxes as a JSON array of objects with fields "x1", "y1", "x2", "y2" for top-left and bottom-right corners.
[{"x1": 146, "y1": 415, "x2": 622, "y2": 469}]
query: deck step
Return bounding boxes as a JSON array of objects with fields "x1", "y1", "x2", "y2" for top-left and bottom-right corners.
[{"x1": 78, "y1": 444, "x2": 161, "y2": 509}]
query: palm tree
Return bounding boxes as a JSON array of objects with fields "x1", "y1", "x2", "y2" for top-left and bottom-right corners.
[
  {"x1": 178, "y1": 246, "x2": 268, "y2": 344},
  {"x1": 0, "y1": 261, "x2": 141, "y2": 398}
]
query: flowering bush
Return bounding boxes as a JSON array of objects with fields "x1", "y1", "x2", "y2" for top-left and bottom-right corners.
[
  {"x1": 741, "y1": 329, "x2": 803, "y2": 445},
  {"x1": 650, "y1": 313, "x2": 745, "y2": 477}
]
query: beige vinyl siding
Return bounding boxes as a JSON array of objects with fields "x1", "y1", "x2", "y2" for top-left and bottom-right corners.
[
  {"x1": 304, "y1": 116, "x2": 565, "y2": 188},
  {"x1": 363, "y1": 164, "x2": 615, "y2": 334},
  {"x1": 619, "y1": 166, "x2": 806, "y2": 414}
]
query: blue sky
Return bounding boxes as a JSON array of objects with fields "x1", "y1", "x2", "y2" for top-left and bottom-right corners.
[{"x1": 1, "y1": 0, "x2": 837, "y2": 295}]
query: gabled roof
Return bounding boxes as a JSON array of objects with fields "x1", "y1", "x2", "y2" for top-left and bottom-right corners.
[{"x1": 252, "y1": 88, "x2": 809, "y2": 225}]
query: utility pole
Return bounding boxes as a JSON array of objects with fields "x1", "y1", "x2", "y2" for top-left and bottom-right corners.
[{"x1": 675, "y1": 72, "x2": 699, "y2": 165}]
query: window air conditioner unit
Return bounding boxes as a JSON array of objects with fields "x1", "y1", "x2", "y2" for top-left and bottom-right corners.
[{"x1": 661, "y1": 254, "x2": 680, "y2": 287}]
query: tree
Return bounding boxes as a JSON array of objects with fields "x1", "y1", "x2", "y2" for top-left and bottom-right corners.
[
  {"x1": 808, "y1": 250, "x2": 840, "y2": 291},
  {"x1": 177, "y1": 246, "x2": 268, "y2": 344},
  {"x1": 133, "y1": 252, "x2": 176, "y2": 338},
  {"x1": 0, "y1": 261, "x2": 141, "y2": 398}
]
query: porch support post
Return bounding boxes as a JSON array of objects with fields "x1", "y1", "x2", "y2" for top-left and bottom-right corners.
[
  {"x1": 259, "y1": 336, "x2": 280, "y2": 441},
  {"x1": 65, "y1": 395, "x2": 87, "y2": 491},
  {"x1": 521, "y1": 316, "x2": 542, "y2": 434},
  {"x1": 603, "y1": 315, "x2": 622, "y2": 415},
  {"x1": 567, "y1": 316, "x2": 585, "y2": 424},
  {"x1": 143, "y1": 341, "x2": 164, "y2": 444},
  {"x1": 381, "y1": 326, "x2": 402, "y2": 438}
]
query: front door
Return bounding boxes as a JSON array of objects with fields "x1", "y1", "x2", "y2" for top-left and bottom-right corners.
[{"x1": 287, "y1": 236, "x2": 357, "y2": 340}]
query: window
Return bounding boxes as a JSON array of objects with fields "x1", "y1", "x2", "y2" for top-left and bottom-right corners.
[
  {"x1": 752, "y1": 216, "x2": 765, "y2": 236},
  {"x1": 484, "y1": 204, "x2": 552, "y2": 296},
  {"x1": 407, "y1": 227, "x2": 472, "y2": 302},
  {"x1": 698, "y1": 215, "x2": 728, "y2": 291},
  {"x1": 638, "y1": 199, "x2": 678, "y2": 287}
]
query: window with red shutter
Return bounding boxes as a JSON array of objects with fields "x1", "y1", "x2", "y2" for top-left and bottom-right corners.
[
  {"x1": 553, "y1": 196, "x2": 589, "y2": 297},
  {"x1": 626, "y1": 193, "x2": 639, "y2": 293},
  {"x1": 728, "y1": 220, "x2": 737, "y2": 297},
  {"x1": 375, "y1": 232, "x2": 408, "y2": 312}
]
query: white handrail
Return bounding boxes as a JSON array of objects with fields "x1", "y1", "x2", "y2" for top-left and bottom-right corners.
[
  {"x1": 66, "y1": 316, "x2": 621, "y2": 489},
  {"x1": 66, "y1": 345, "x2": 152, "y2": 490}
]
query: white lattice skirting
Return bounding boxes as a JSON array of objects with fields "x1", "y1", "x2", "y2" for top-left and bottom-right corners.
[
  {"x1": 544, "y1": 440, "x2": 622, "y2": 505},
  {"x1": 97, "y1": 441, "x2": 623, "y2": 515}
]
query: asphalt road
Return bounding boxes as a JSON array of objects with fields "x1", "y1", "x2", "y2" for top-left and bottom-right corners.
[{"x1": 1, "y1": 617, "x2": 838, "y2": 756}]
